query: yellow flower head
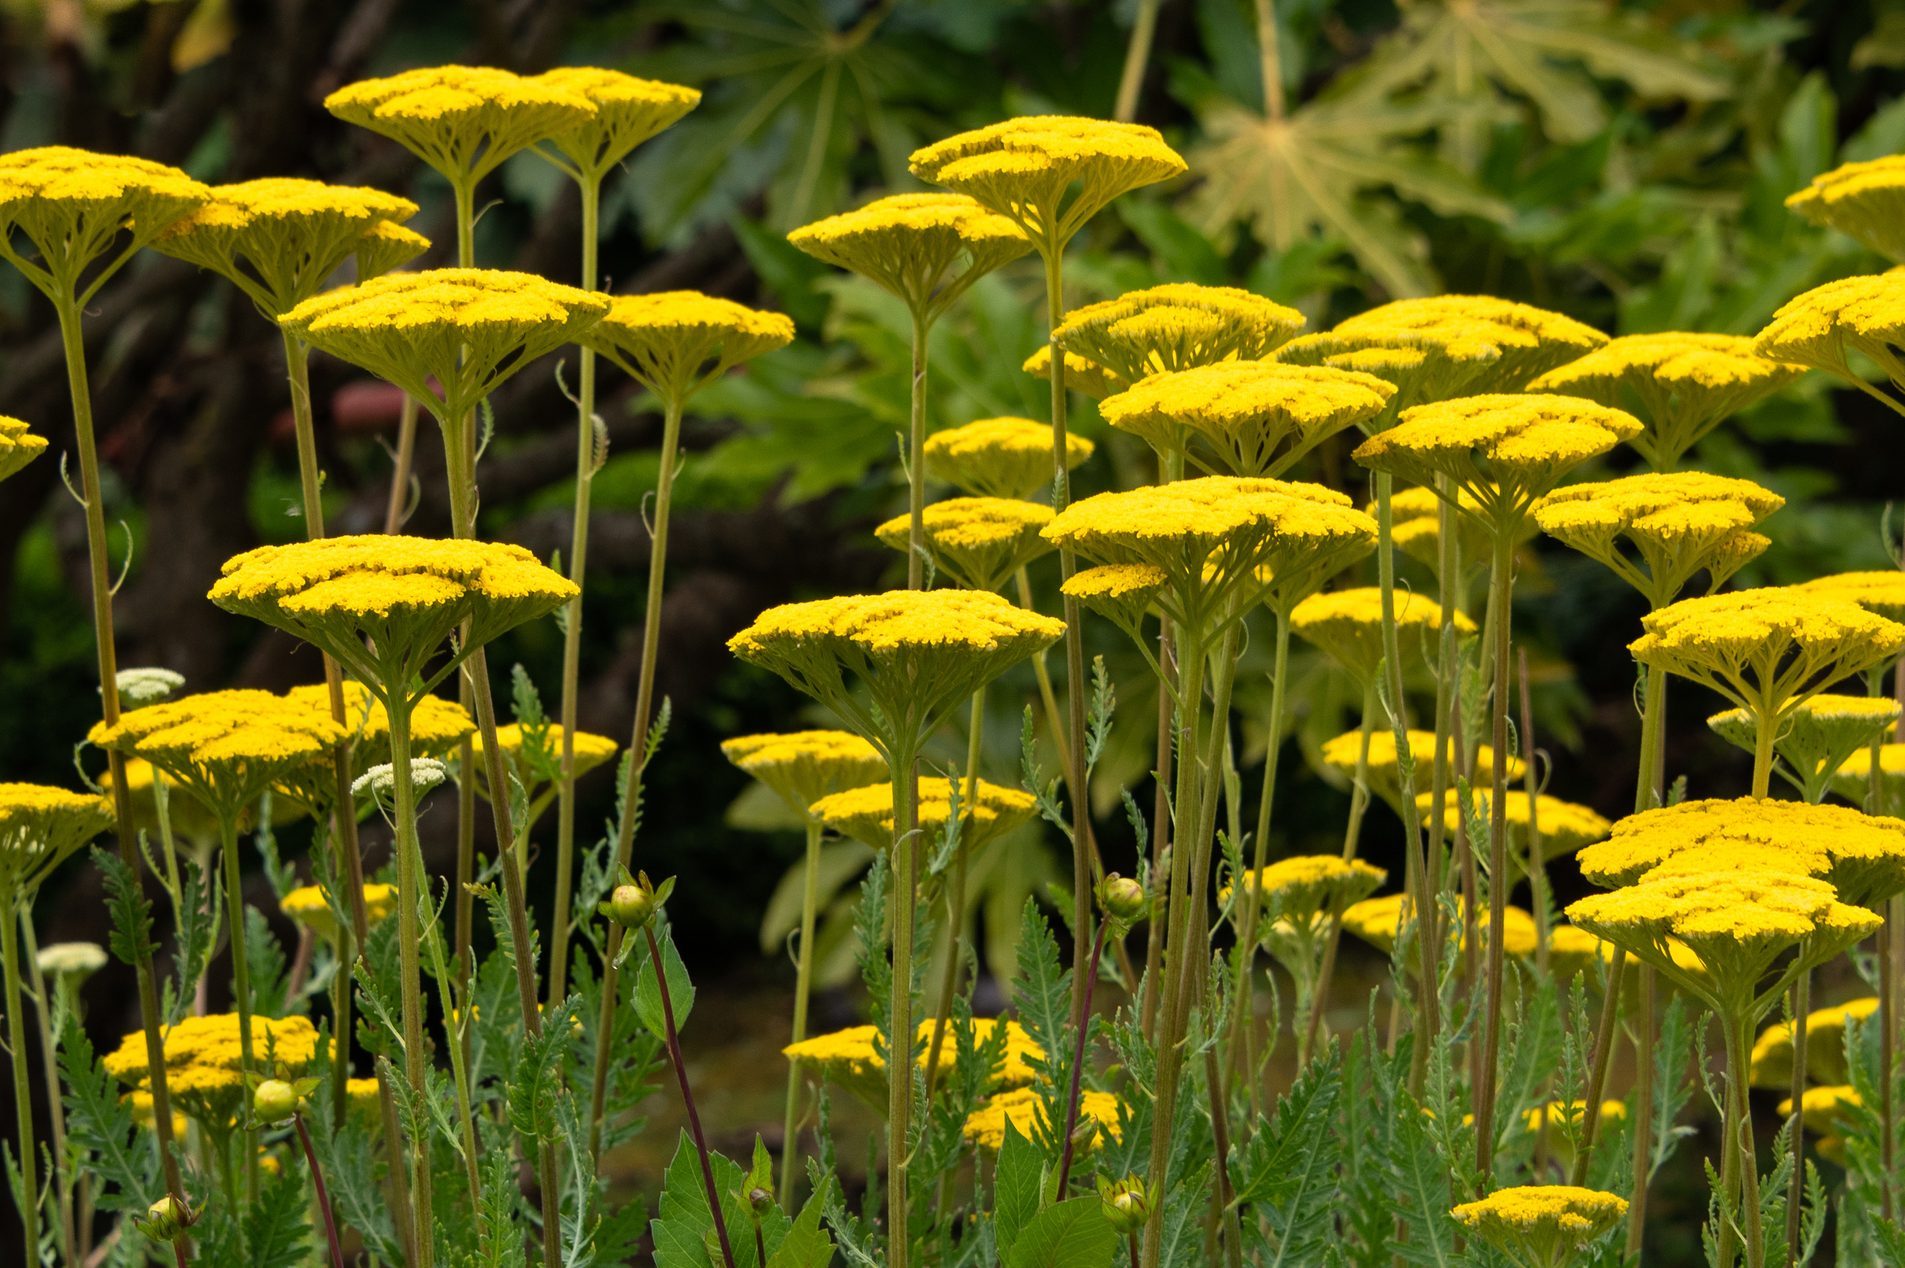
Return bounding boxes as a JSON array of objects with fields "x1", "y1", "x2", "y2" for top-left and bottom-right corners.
[
  {"x1": 344, "y1": 1076, "x2": 383, "y2": 1119},
  {"x1": 1533, "y1": 471, "x2": 1783, "y2": 608},
  {"x1": 0, "y1": 146, "x2": 209, "y2": 299},
  {"x1": 788, "y1": 193, "x2": 1029, "y2": 321},
  {"x1": 1451, "y1": 1185, "x2": 1628, "y2": 1265},
  {"x1": 1797, "y1": 569, "x2": 1905, "y2": 623},
  {"x1": 0, "y1": 783, "x2": 113, "y2": 906},
  {"x1": 1318, "y1": 728, "x2": 1520, "y2": 817},
  {"x1": 1043, "y1": 476, "x2": 1375, "y2": 631},
  {"x1": 152, "y1": 178, "x2": 419, "y2": 316},
  {"x1": 280, "y1": 268, "x2": 609, "y2": 427},
  {"x1": 1341, "y1": 893, "x2": 1538, "y2": 958},
  {"x1": 1291, "y1": 586, "x2": 1473, "y2": 683},
  {"x1": 123, "y1": 1089, "x2": 189, "y2": 1142},
  {"x1": 1220, "y1": 855, "x2": 1386, "y2": 944},
  {"x1": 584, "y1": 290, "x2": 794, "y2": 405},
  {"x1": 1416, "y1": 787, "x2": 1612, "y2": 870},
  {"x1": 1566, "y1": 870, "x2": 1880, "y2": 1010},
  {"x1": 1062, "y1": 564, "x2": 1169, "y2": 644},
  {"x1": 808, "y1": 777, "x2": 1036, "y2": 853},
  {"x1": 721, "y1": 730, "x2": 888, "y2": 819},
  {"x1": 1099, "y1": 360, "x2": 1391, "y2": 477},
  {"x1": 281, "y1": 681, "x2": 475, "y2": 766},
  {"x1": 1754, "y1": 272, "x2": 1905, "y2": 394},
  {"x1": 1021, "y1": 345, "x2": 1125, "y2": 400},
  {"x1": 909, "y1": 115, "x2": 1186, "y2": 252},
  {"x1": 1787, "y1": 154, "x2": 1905, "y2": 263},
  {"x1": 210, "y1": 535, "x2": 578, "y2": 707},
  {"x1": 963, "y1": 1086, "x2": 1124, "y2": 1153},
  {"x1": 531, "y1": 67, "x2": 700, "y2": 178},
  {"x1": 1381, "y1": 484, "x2": 1524, "y2": 570},
  {"x1": 1751, "y1": 997, "x2": 1878, "y2": 1089},
  {"x1": 1353, "y1": 394, "x2": 1642, "y2": 533},
  {"x1": 467, "y1": 722, "x2": 619, "y2": 824},
  {"x1": 922, "y1": 416, "x2": 1094, "y2": 500},
  {"x1": 325, "y1": 65, "x2": 597, "y2": 185},
  {"x1": 1778, "y1": 1084, "x2": 1862, "y2": 1138},
  {"x1": 1829, "y1": 741, "x2": 1905, "y2": 816},
  {"x1": 875, "y1": 497, "x2": 1054, "y2": 592},
  {"x1": 280, "y1": 882, "x2": 396, "y2": 941},
  {"x1": 783, "y1": 1018, "x2": 1045, "y2": 1107},
  {"x1": 104, "y1": 1012, "x2": 320, "y2": 1087},
  {"x1": 1708, "y1": 693, "x2": 1900, "y2": 803},
  {"x1": 729, "y1": 589, "x2": 1063, "y2": 756},
  {"x1": 1628, "y1": 587, "x2": 1905, "y2": 725},
  {"x1": 89, "y1": 691, "x2": 346, "y2": 825},
  {"x1": 1576, "y1": 796, "x2": 1905, "y2": 909},
  {"x1": 1279, "y1": 295, "x2": 1606, "y2": 427},
  {"x1": 1051, "y1": 284, "x2": 1304, "y2": 384},
  {"x1": 1528, "y1": 333, "x2": 1801, "y2": 470},
  {"x1": 0, "y1": 416, "x2": 48, "y2": 483},
  {"x1": 354, "y1": 218, "x2": 431, "y2": 280}
]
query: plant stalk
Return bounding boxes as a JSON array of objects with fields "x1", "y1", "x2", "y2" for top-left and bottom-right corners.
[
  {"x1": 294, "y1": 1114, "x2": 347, "y2": 1268},
  {"x1": 779, "y1": 816, "x2": 824, "y2": 1207},
  {"x1": 886, "y1": 741, "x2": 921, "y2": 1268},
  {"x1": 217, "y1": 815, "x2": 259, "y2": 1204}
]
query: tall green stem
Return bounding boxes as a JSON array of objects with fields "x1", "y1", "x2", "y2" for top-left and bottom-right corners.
[
  {"x1": 779, "y1": 817, "x2": 824, "y2": 1207},
  {"x1": 926, "y1": 688, "x2": 986, "y2": 1091},
  {"x1": 54, "y1": 296, "x2": 185, "y2": 1202},
  {"x1": 1751, "y1": 710, "x2": 1776, "y2": 798},
  {"x1": 908, "y1": 311, "x2": 928, "y2": 590},
  {"x1": 18, "y1": 915, "x2": 75, "y2": 1265},
  {"x1": 1474, "y1": 527, "x2": 1515, "y2": 1179},
  {"x1": 382, "y1": 397, "x2": 419, "y2": 534},
  {"x1": 386, "y1": 695, "x2": 435, "y2": 1268},
  {"x1": 1230, "y1": 611, "x2": 1291, "y2": 1096},
  {"x1": 1113, "y1": 0, "x2": 1163, "y2": 121},
  {"x1": 887, "y1": 741, "x2": 921, "y2": 1268},
  {"x1": 1301, "y1": 679, "x2": 1379, "y2": 1059},
  {"x1": 3, "y1": 900, "x2": 40, "y2": 1264},
  {"x1": 217, "y1": 815, "x2": 258, "y2": 1204},
  {"x1": 590, "y1": 393, "x2": 685, "y2": 1161},
  {"x1": 551, "y1": 173, "x2": 602, "y2": 1009},
  {"x1": 1785, "y1": 968, "x2": 1810, "y2": 1264},
  {"x1": 451, "y1": 171, "x2": 479, "y2": 997}
]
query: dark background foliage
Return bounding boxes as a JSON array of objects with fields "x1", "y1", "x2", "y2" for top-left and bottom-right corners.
[{"x1": 2, "y1": 0, "x2": 1903, "y2": 1240}]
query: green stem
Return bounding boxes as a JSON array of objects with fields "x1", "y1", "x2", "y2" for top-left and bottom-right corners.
[
  {"x1": 1627, "y1": 964, "x2": 1656, "y2": 1257},
  {"x1": 551, "y1": 172, "x2": 602, "y2": 1010},
  {"x1": 1475, "y1": 526, "x2": 1515, "y2": 1181},
  {"x1": 386, "y1": 696, "x2": 436, "y2": 1268},
  {"x1": 1785, "y1": 967, "x2": 1809, "y2": 1264},
  {"x1": 1734, "y1": 1014, "x2": 1766, "y2": 1268},
  {"x1": 887, "y1": 742, "x2": 921, "y2": 1268},
  {"x1": 1751, "y1": 710, "x2": 1775, "y2": 799},
  {"x1": 779, "y1": 817, "x2": 824, "y2": 1208},
  {"x1": 648, "y1": 923, "x2": 738, "y2": 1268},
  {"x1": 1113, "y1": 0, "x2": 1163, "y2": 121},
  {"x1": 382, "y1": 396, "x2": 419, "y2": 534},
  {"x1": 908, "y1": 310, "x2": 928, "y2": 590},
  {"x1": 1301, "y1": 679, "x2": 1379, "y2": 1060},
  {"x1": 3, "y1": 898, "x2": 40, "y2": 1265},
  {"x1": 590, "y1": 392, "x2": 685, "y2": 1162},
  {"x1": 1230, "y1": 610, "x2": 1291, "y2": 1098},
  {"x1": 54, "y1": 295, "x2": 186, "y2": 1203},
  {"x1": 218, "y1": 814, "x2": 258, "y2": 1205},
  {"x1": 926, "y1": 687, "x2": 986, "y2": 1093},
  {"x1": 427, "y1": 920, "x2": 484, "y2": 1220},
  {"x1": 18, "y1": 915, "x2": 75, "y2": 1266}
]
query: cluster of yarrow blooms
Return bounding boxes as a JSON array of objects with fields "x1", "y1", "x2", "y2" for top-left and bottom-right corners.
[{"x1": 13, "y1": 42, "x2": 1905, "y2": 1268}]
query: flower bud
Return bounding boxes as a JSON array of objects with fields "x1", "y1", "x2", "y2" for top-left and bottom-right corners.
[
  {"x1": 748, "y1": 1186, "x2": 774, "y2": 1214},
  {"x1": 599, "y1": 870, "x2": 673, "y2": 930},
  {"x1": 252, "y1": 1078, "x2": 300, "y2": 1124},
  {"x1": 1096, "y1": 873, "x2": 1148, "y2": 927},
  {"x1": 139, "y1": 1194, "x2": 194, "y2": 1244},
  {"x1": 1096, "y1": 1174, "x2": 1147, "y2": 1235}
]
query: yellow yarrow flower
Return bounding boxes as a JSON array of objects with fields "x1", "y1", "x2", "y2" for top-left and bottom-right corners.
[
  {"x1": 1062, "y1": 564, "x2": 1169, "y2": 645},
  {"x1": 0, "y1": 416, "x2": 47, "y2": 483},
  {"x1": 788, "y1": 193, "x2": 1029, "y2": 322},
  {"x1": 1576, "y1": 796, "x2": 1905, "y2": 908},
  {"x1": 1829, "y1": 741, "x2": 1905, "y2": 815},
  {"x1": 1778, "y1": 1084, "x2": 1862, "y2": 1139},
  {"x1": 467, "y1": 722, "x2": 619, "y2": 825},
  {"x1": 1354, "y1": 394, "x2": 1642, "y2": 534},
  {"x1": 1534, "y1": 472, "x2": 1782, "y2": 609},
  {"x1": 1787, "y1": 155, "x2": 1905, "y2": 263},
  {"x1": 1629, "y1": 587, "x2": 1905, "y2": 736},
  {"x1": 1051, "y1": 283, "x2": 1304, "y2": 384},
  {"x1": 279, "y1": 269, "x2": 609, "y2": 427},
  {"x1": 720, "y1": 731, "x2": 887, "y2": 820},
  {"x1": 0, "y1": 783, "x2": 113, "y2": 907},
  {"x1": 281, "y1": 681, "x2": 475, "y2": 765},
  {"x1": 1529, "y1": 332, "x2": 1800, "y2": 470},
  {"x1": 922, "y1": 416, "x2": 1094, "y2": 501},
  {"x1": 1291, "y1": 586, "x2": 1473, "y2": 683},
  {"x1": 1220, "y1": 855, "x2": 1386, "y2": 949},
  {"x1": 1380, "y1": 484, "x2": 1520, "y2": 570},
  {"x1": 1451, "y1": 1185, "x2": 1627, "y2": 1268},
  {"x1": 908, "y1": 115, "x2": 1186, "y2": 253},
  {"x1": 1098, "y1": 360, "x2": 1392, "y2": 477},
  {"x1": 280, "y1": 882, "x2": 396, "y2": 941},
  {"x1": 1797, "y1": 569, "x2": 1905, "y2": 623},
  {"x1": 0, "y1": 146, "x2": 209, "y2": 297},
  {"x1": 1708, "y1": 693, "x2": 1900, "y2": 803},
  {"x1": 1754, "y1": 272, "x2": 1905, "y2": 402},
  {"x1": 1341, "y1": 893, "x2": 1539, "y2": 958},
  {"x1": 963, "y1": 1086, "x2": 1124, "y2": 1153},
  {"x1": 151, "y1": 177, "x2": 419, "y2": 316},
  {"x1": 874, "y1": 497, "x2": 1053, "y2": 592},
  {"x1": 1416, "y1": 787, "x2": 1612, "y2": 870},
  {"x1": 325, "y1": 65, "x2": 596, "y2": 187},
  {"x1": 211, "y1": 535, "x2": 578, "y2": 709},
  {"x1": 354, "y1": 218, "x2": 430, "y2": 280},
  {"x1": 728, "y1": 589, "x2": 1063, "y2": 759},
  {"x1": 104, "y1": 1012, "x2": 320, "y2": 1087},
  {"x1": 1021, "y1": 345, "x2": 1125, "y2": 400},
  {"x1": 1751, "y1": 997, "x2": 1878, "y2": 1089},
  {"x1": 531, "y1": 67, "x2": 699, "y2": 179},
  {"x1": 809, "y1": 777, "x2": 1036, "y2": 853},
  {"x1": 89, "y1": 691, "x2": 346, "y2": 824},
  {"x1": 783, "y1": 1018, "x2": 1045, "y2": 1107},
  {"x1": 1317, "y1": 728, "x2": 1520, "y2": 817},
  {"x1": 583, "y1": 290, "x2": 794, "y2": 405}
]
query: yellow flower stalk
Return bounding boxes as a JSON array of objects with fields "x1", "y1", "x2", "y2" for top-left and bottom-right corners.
[
  {"x1": 1098, "y1": 359, "x2": 1392, "y2": 477},
  {"x1": 1778, "y1": 1084, "x2": 1862, "y2": 1138},
  {"x1": 353, "y1": 218, "x2": 429, "y2": 280},
  {"x1": 1786, "y1": 154, "x2": 1905, "y2": 263},
  {"x1": 1050, "y1": 282, "x2": 1303, "y2": 383},
  {"x1": 0, "y1": 145, "x2": 212, "y2": 1211},
  {"x1": 1451, "y1": 1185, "x2": 1628, "y2": 1268},
  {"x1": 923, "y1": 416, "x2": 1095, "y2": 501},
  {"x1": 1798, "y1": 568, "x2": 1905, "y2": 622},
  {"x1": 0, "y1": 415, "x2": 47, "y2": 483},
  {"x1": 874, "y1": 496, "x2": 1054, "y2": 592},
  {"x1": 1529, "y1": 333, "x2": 1800, "y2": 471},
  {"x1": 531, "y1": 67, "x2": 700, "y2": 182},
  {"x1": 1754, "y1": 272, "x2": 1905, "y2": 418},
  {"x1": 808, "y1": 777, "x2": 1036, "y2": 853},
  {"x1": 1062, "y1": 564, "x2": 1168, "y2": 647},
  {"x1": 963, "y1": 1086, "x2": 1124, "y2": 1153},
  {"x1": 1753, "y1": 996, "x2": 1878, "y2": 1089},
  {"x1": 1709, "y1": 693, "x2": 1900, "y2": 803}
]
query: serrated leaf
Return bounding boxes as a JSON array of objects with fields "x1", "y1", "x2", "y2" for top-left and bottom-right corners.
[
  {"x1": 994, "y1": 1118, "x2": 1044, "y2": 1256},
  {"x1": 1003, "y1": 1195, "x2": 1116, "y2": 1268},
  {"x1": 1234, "y1": 1048, "x2": 1343, "y2": 1265},
  {"x1": 632, "y1": 923, "x2": 696, "y2": 1043}
]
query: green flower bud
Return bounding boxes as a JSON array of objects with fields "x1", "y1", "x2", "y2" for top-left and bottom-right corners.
[
  {"x1": 252, "y1": 1078, "x2": 300, "y2": 1124},
  {"x1": 139, "y1": 1194, "x2": 194, "y2": 1244},
  {"x1": 1096, "y1": 1174, "x2": 1148, "y2": 1235},
  {"x1": 748, "y1": 1186, "x2": 774, "y2": 1214},
  {"x1": 1096, "y1": 872, "x2": 1148, "y2": 926},
  {"x1": 598, "y1": 870, "x2": 675, "y2": 930}
]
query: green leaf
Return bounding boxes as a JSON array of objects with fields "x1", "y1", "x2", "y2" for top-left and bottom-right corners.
[
  {"x1": 766, "y1": 1181, "x2": 836, "y2": 1268},
  {"x1": 632, "y1": 923, "x2": 697, "y2": 1043},
  {"x1": 994, "y1": 1118, "x2": 1044, "y2": 1256},
  {"x1": 1234, "y1": 1048, "x2": 1343, "y2": 1266},
  {"x1": 1003, "y1": 1196, "x2": 1117, "y2": 1268},
  {"x1": 243, "y1": 1167, "x2": 315, "y2": 1267},
  {"x1": 95, "y1": 845, "x2": 156, "y2": 969},
  {"x1": 1011, "y1": 898, "x2": 1071, "y2": 1072},
  {"x1": 55, "y1": 1016, "x2": 156, "y2": 1214},
  {"x1": 509, "y1": 993, "x2": 581, "y2": 1143}
]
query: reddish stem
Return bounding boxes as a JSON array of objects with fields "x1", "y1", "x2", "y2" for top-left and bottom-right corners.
[
  {"x1": 646, "y1": 924, "x2": 738, "y2": 1268},
  {"x1": 294, "y1": 1114, "x2": 346, "y2": 1268},
  {"x1": 1056, "y1": 920, "x2": 1109, "y2": 1193}
]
